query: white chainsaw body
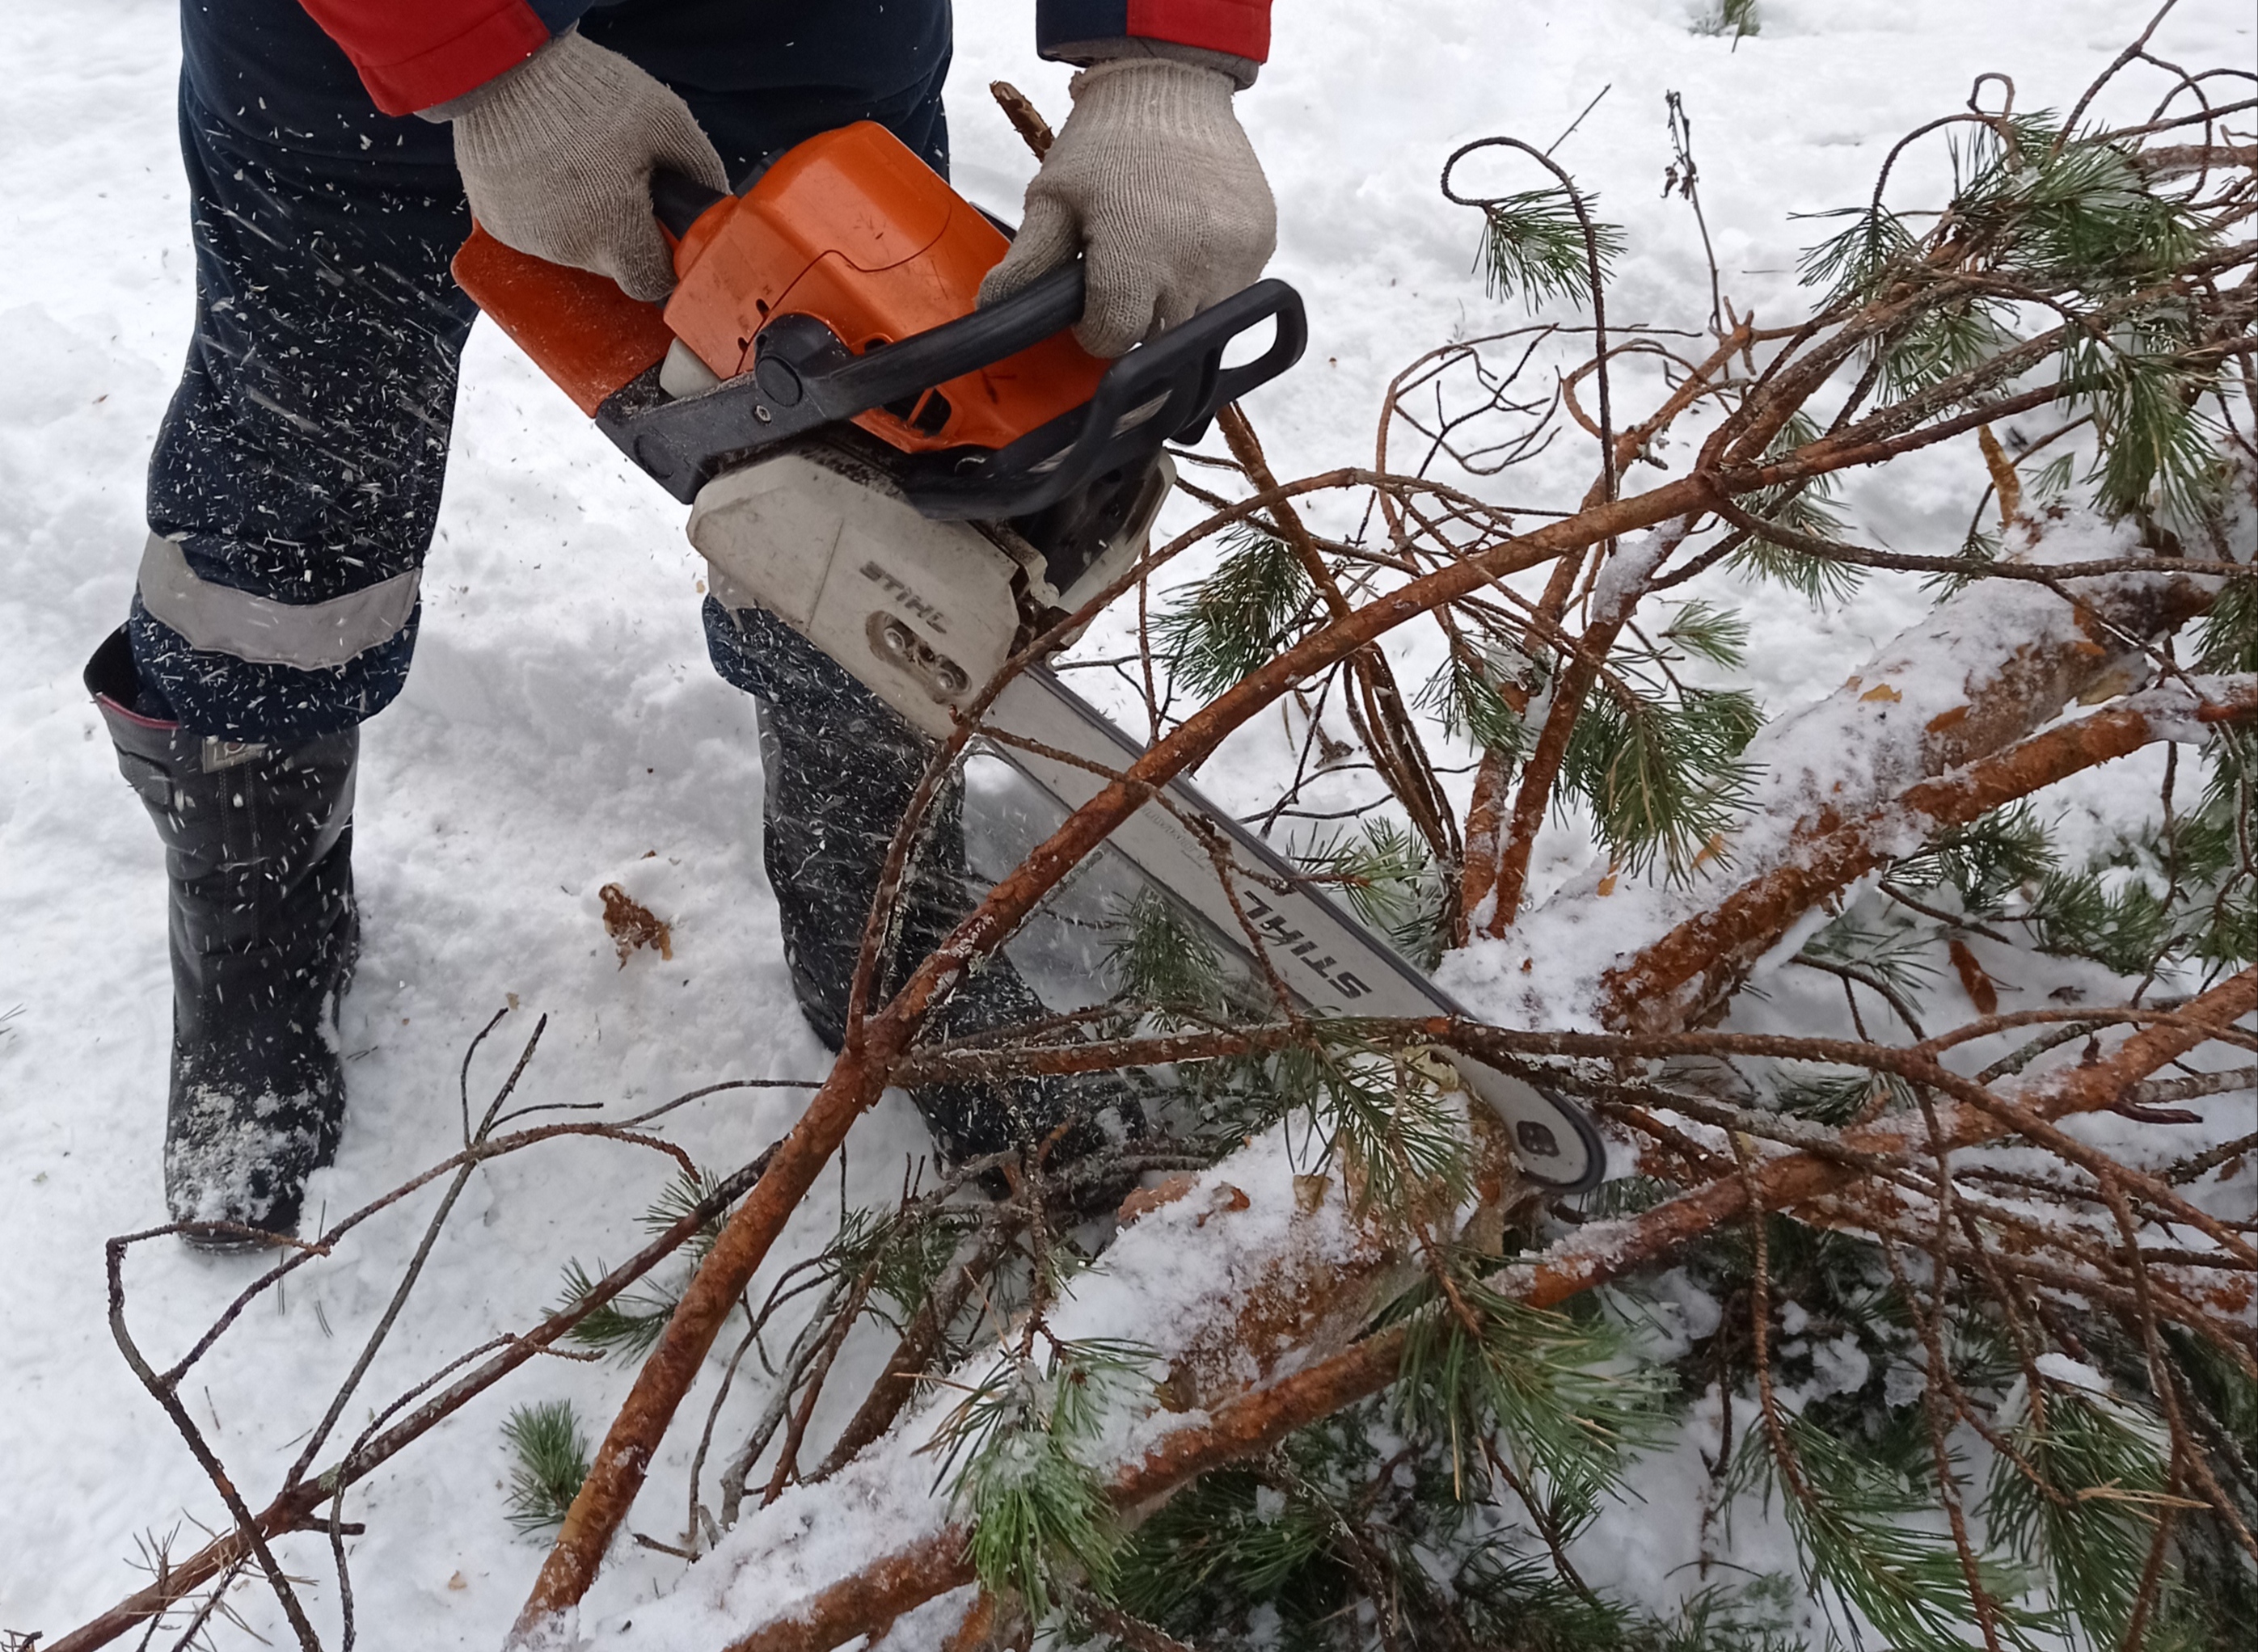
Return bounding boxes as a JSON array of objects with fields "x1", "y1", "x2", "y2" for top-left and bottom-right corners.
[{"x1": 686, "y1": 442, "x2": 1164, "y2": 740}]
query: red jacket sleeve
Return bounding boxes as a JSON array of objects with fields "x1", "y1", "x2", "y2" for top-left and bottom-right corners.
[
  {"x1": 1036, "y1": 0, "x2": 1271, "y2": 63},
  {"x1": 294, "y1": 1, "x2": 592, "y2": 115},
  {"x1": 300, "y1": 1, "x2": 1272, "y2": 119}
]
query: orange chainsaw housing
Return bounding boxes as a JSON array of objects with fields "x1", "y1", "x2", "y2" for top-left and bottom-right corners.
[{"x1": 451, "y1": 121, "x2": 1108, "y2": 456}]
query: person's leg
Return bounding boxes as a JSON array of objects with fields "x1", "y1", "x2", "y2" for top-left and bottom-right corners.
[
  {"x1": 703, "y1": 606, "x2": 1120, "y2": 1166},
  {"x1": 134, "y1": 0, "x2": 472, "y2": 740},
  {"x1": 87, "y1": 0, "x2": 473, "y2": 1240},
  {"x1": 648, "y1": 6, "x2": 1134, "y2": 1165}
]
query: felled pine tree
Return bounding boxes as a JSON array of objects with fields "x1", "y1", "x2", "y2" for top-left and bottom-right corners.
[{"x1": 464, "y1": 26, "x2": 2258, "y2": 1652}]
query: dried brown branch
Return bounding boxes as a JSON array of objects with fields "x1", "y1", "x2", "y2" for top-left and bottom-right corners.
[
  {"x1": 1216, "y1": 405, "x2": 1463, "y2": 925},
  {"x1": 47, "y1": 1143, "x2": 775, "y2": 1652}
]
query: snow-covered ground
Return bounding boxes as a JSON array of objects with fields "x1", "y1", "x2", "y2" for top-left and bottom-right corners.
[{"x1": 2, "y1": 2, "x2": 2250, "y2": 1646}]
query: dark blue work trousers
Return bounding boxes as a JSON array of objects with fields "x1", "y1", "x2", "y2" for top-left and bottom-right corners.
[
  {"x1": 135, "y1": 0, "x2": 952, "y2": 740},
  {"x1": 122, "y1": 0, "x2": 1022, "y2": 1085}
]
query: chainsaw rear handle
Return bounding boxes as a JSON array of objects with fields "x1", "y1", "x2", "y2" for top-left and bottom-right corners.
[{"x1": 652, "y1": 169, "x2": 728, "y2": 239}]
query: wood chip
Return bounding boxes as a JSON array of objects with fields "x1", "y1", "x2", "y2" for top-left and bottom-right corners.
[
  {"x1": 1118, "y1": 1174, "x2": 1197, "y2": 1224},
  {"x1": 1948, "y1": 938, "x2": 1999, "y2": 1016},
  {"x1": 599, "y1": 883, "x2": 673, "y2": 966}
]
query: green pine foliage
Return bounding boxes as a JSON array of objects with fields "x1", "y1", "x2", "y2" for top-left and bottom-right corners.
[
  {"x1": 1767, "y1": 1068, "x2": 1911, "y2": 1126},
  {"x1": 1102, "y1": 890, "x2": 1311, "y2": 1153},
  {"x1": 1800, "y1": 912, "x2": 1941, "y2": 1004},
  {"x1": 1472, "y1": 189, "x2": 1627, "y2": 313},
  {"x1": 1294, "y1": 818, "x2": 1449, "y2": 967},
  {"x1": 1560, "y1": 684, "x2": 1762, "y2": 881},
  {"x1": 1726, "y1": 413, "x2": 1865, "y2": 604},
  {"x1": 2020, "y1": 811, "x2": 2253, "y2": 976},
  {"x1": 1110, "y1": 1408, "x2": 1424, "y2": 1645},
  {"x1": 1691, "y1": 0, "x2": 1761, "y2": 44},
  {"x1": 1416, "y1": 641, "x2": 1537, "y2": 760},
  {"x1": 1104, "y1": 888, "x2": 1471, "y2": 1201},
  {"x1": 1892, "y1": 804, "x2": 2059, "y2": 920},
  {"x1": 935, "y1": 1339, "x2": 1153, "y2": 1617},
  {"x1": 1106, "y1": 887, "x2": 1238, "y2": 1025},
  {"x1": 1796, "y1": 112, "x2": 2229, "y2": 525},
  {"x1": 1680, "y1": 1217, "x2": 2040, "y2": 1650},
  {"x1": 549, "y1": 1165, "x2": 745, "y2": 1360},
  {"x1": 502, "y1": 1400, "x2": 591, "y2": 1536},
  {"x1": 2193, "y1": 579, "x2": 2258, "y2": 676},
  {"x1": 551, "y1": 1257, "x2": 680, "y2": 1361},
  {"x1": 1094, "y1": 1195, "x2": 2246, "y2": 1652},
  {"x1": 2165, "y1": 1333, "x2": 2258, "y2": 1641},
  {"x1": 1153, "y1": 522, "x2": 1315, "y2": 699},
  {"x1": 1884, "y1": 782, "x2": 2255, "y2": 977},
  {"x1": 1392, "y1": 1266, "x2": 1669, "y2": 1512},
  {"x1": 1289, "y1": 1030, "x2": 1471, "y2": 1212},
  {"x1": 1654, "y1": 600, "x2": 1752, "y2": 669},
  {"x1": 826, "y1": 1199, "x2": 984, "y2": 1334},
  {"x1": 1987, "y1": 1382, "x2": 2182, "y2": 1650},
  {"x1": 1880, "y1": 292, "x2": 2017, "y2": 405},
  {"x1": 639, "y1": 1164, "x2": 738, "y2": 1262},
  {"x1": 1748, "y1": 1413, "x2": 2045, "y2": 1652},
  {"x1": 1111, "y1": 1397, "x2": 1753, "y2": 1652},
  {"x1": 2064, "y1": 325, "x2": 2222, "y2": 524},
  {"x1": 1548, "y1": 596, "x2": 1766, "y2": 882},
  {"x1": 1952, "y1": 120, "x2": 2208, "y2": 292},
  {"x1": 1690, "y1": 1220, "x2": 1920, "y2": 1459},
  {"x1": 1108, "y1": 1448, "x2": 1348, "y2": 1632},
  {"x1": 2026, "y1": 864, "x2": 2179, "y2": 976}
]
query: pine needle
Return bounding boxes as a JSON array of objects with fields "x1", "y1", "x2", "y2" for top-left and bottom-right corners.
[{"x1": 502, "y1": 1400, "x2": 590, "y2": 1536}]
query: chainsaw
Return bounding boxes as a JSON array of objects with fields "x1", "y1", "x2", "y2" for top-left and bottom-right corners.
[{"x1": 451, "y1": 120, "x2": 1602, "y2": 1191}]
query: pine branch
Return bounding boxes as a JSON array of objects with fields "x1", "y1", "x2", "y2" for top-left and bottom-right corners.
[
  {"x1": 522, "y1": 66, "x2": 2258, "y2": 1632},
  {"x1": 1602, "y1": 674, "x2": 2257, "y2": 1033},
  {"x1": 699, "y1": 967, "x2": 2256, "y2": 1652},
  {"x1": 503, "y1": 1401, "x2": 592, "y2": 1536}
]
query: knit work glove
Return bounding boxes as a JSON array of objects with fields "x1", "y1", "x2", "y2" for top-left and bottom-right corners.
[
  {"x1": 432, "y1": 30, "x2": 728, "y2": 302},
  {"x1": 978, "y1": 59, "x2": 1277, "y2": 358}
]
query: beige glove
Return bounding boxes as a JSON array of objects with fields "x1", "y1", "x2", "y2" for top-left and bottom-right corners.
[
  {"x1": 430, "y1": 30, "x2": 728, "y2": 302},
  {"x1": 978, "y1": 58, "x2": 1277, "y2": 358}
]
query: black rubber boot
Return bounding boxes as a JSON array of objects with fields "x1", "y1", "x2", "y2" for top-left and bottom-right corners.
[
  {"x1": 706, "y1": 602, "x2": 1139, "y2": 1169},
  {"x1": 87, "y1": 627, "x2": 358, "y2": 1245}
]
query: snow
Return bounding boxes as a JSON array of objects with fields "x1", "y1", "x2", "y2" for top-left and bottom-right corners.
[
  {"x1": 2034, "y1": 1351, "x2": 2114, "y2": 1396},
  {"x1": 3, "y1": 2, "x2": 2252, "y2": 1648}
]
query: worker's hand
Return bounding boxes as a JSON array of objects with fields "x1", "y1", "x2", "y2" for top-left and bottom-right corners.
[
  {"x1": 431, "y1": 29, "x2": 728, "y2": 303},
  {"x1": 978, "y1": 59, "x2": 1277, "y2": 358}
]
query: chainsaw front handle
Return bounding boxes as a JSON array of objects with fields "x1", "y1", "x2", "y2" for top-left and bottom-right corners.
[
  {"x1": 782, "y1": 263, "x2": 1093, "y2": 430},
  {"x1": 598, "y1": 258, "x2": 1303, "y2": 515},
  {"x1": 591, "y1": 259, "x2": 1089, "y2": 500},
  {"x1": 650, "y1": 162, "x2": 1095, "y2": 402},
  {"x1": 652, "y1": 167, "x2": 728, "y2": 238},
  {"x1": 605, "y1": 163, "x2": 1307, "y2": 511},
  {"x1": 897, "y1": 276, "x2": 1307, "y2": 520}
]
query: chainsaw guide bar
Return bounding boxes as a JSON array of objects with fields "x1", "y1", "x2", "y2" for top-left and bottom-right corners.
[{"x1": 451, "y1": 121, "x2": 1603, "y2": 1191}]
